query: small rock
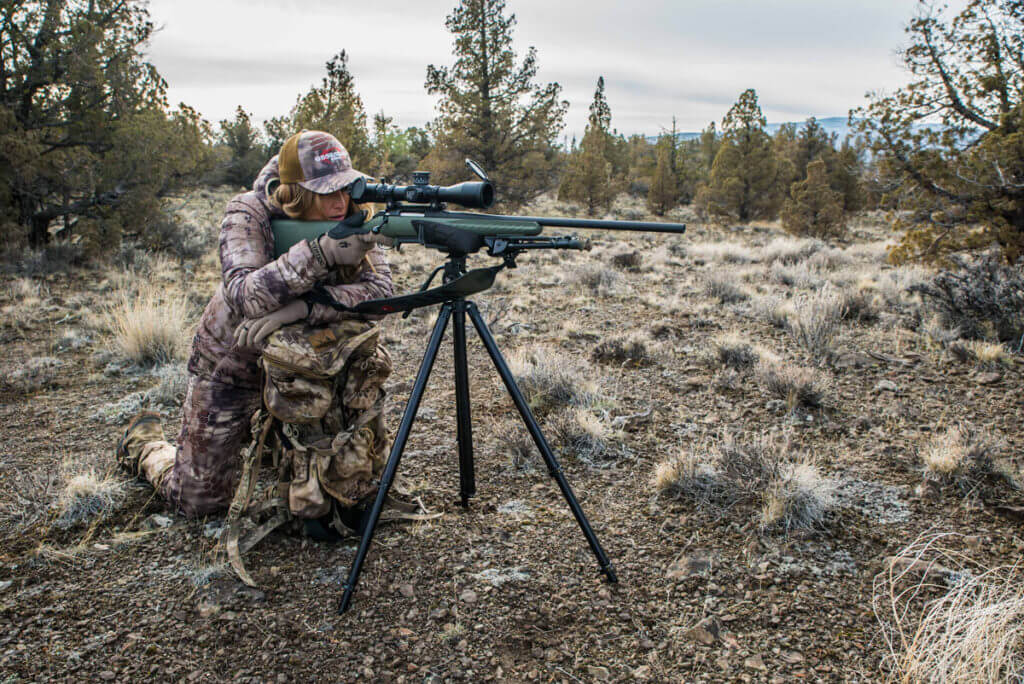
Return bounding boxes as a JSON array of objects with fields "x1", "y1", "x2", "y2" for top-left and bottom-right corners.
[
  {"x1": 203, "y1": 521, "x2": 224, "y2": 539},
  {"x1": 781, "y1": 651, "x2": 804, "y2": 664},
  {"x1": 399, "y1": 583, "x2": 415, "y2": 598},
  {"x1": 744, "y1": 655, "x2": 767, "y2": 671},
  {"x1": 147, "y1": 514, "x2": 174, "y2": 529},
  {"x1": 586, "y1": 665, "x2": 611, "y2": 681},
  {"x1": 684, "y1": 616, "x2": 722, "y2": 646},
  {"x1": 666, "y1": 553, "x2": 712, "y2": 580},
  {"x1": 874, "y1": 379, "x2": 898, "y2": 393},
  {"x1": 885, "y1": 555, "x2": 953, "y2": 582},
  {"x1": 459, "y1": 589, "x2": 478, "y2": 604},
  {"x1": 632, "y1": 665, "x2": 651, "y2": 680},
  {"x1": 0, "y1": 580, "x2": 12, "y2": 592},
  {"x1": 975, "y1": 371, "x2": 1002, "y2": 385},
  {"x1": 833, "y1": 352, "x2": 874, "y2": 369},
  {"x1": 98, "y1": 671, "x2": 116, "y2": 681},
  {"x1": 429, "y1": 607, "x2": 448, "y2": 620}
]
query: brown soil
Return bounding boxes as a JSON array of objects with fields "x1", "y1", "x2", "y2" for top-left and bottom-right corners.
[{"x1": 2, "y1": 198, "x2": 1022, "y2": 682}]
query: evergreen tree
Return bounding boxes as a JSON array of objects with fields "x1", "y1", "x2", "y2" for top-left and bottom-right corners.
[
  {"x1": 288, "y1": 51, "x2": 373, "y2": 170},
  {"x1": 647, "y1": 133, "x2": 679, "y2": 215},
  {"x1": 855, "y1": 0, "x2": 1024, "y2": 263},
  {"x1": 424, "y1": 0, "x2": 567, "y2": 207},
  {"x1": 699, "y1": 122, "x2": 720, "y2": 176},
  {"x1": 0, "y1": 0, "x2": 214, "y2": 249},
  {"x1": 781, "y1": 159, "x2": 846, "y2": 239},
  {"x1": 558, "y1": 77, "x2": 616, "y2": 214},
  {"x1": 699, "y1": 89, "x2": 781, "y2": 221},
  {"x1": 217, "y1": 106, "x2": 266, "y2": 187}
]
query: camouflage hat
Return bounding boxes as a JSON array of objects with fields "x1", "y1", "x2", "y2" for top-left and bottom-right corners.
[{"x1": 278, "y1": 130, "x2": 365, "y2": 194}]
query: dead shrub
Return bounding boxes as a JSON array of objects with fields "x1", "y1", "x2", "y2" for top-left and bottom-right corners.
[
  {"x1": 1, "y1": 356, "x2": 64, "y2": 394},
  {"x1": 54, "y1": 468, "x2": 126, "y2": 530},
  {"x1": 703, "y1": 274, "x2": 749, "y2": 304},
  {"x1": 909, "y1": 252, "x2": 1024, "y2": 347},
  {"x1": 755, "y1": 358, "x2": 828, "y2": 409},
  {"x1": 575, "y1": 264, "x2": 622, "y2": 297},
  {"x1": 787, "y1": 286, "x2": 847, "y2": 360},
  {"x1": 761, "y1": 462, "x2": 835, "y2": 532},
  {"x1": 0, "y1": 468, "x2": 59, "y2": 538},
  {"x1": 874, "y1": 532, "x2": 1024, "y2": 683},
  {"x1": 550, "y1": 408, "x2": 622, "y2": 464},
  {"x1": 610, "y1": 251, "x2": 642, "y2": 270},
  {"x1": 592, "y1": 334, "x2": 655, "y2": 366},
  {"x1": 707, "y1": 333, "x2": 760, "y2": 371},
  {"x1": 654, "y1": 433, "x2": 835, "y2": 532},
  {"x1": 762, "y1": 237, "x2": 824, "y2": 265},
  {"x1": 920, "y1": 424, "x2": 1016, "y2": 497},
  {"x1": 752, "y1": 295, "x2": 794, "y2": 329},
  {"x1": 508, "y1": 348, "x2": 601, "y2": 415},
  {"x1": 102, "y1": 284, "x2": 190, "y2": 365}
]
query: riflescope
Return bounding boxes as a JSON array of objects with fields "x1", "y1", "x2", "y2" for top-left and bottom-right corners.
[{"x1": 349, "y1": 172, "x2": 495, "y2": 209}]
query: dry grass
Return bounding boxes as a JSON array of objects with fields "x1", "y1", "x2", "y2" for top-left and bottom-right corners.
[
  {"x1": 1, "y1": 356, "x2": 64, "y2": 394},
  {"x1": 786, "y1": 286, "x2": 847, "y2": 361},
  {"x1": 101, "y1": 284, "x2": 191, "y2": 365},
  {"x1": 920, "y1": 424, "x2": 1015, "y2": 496},
  {"x1": 752, "y1": 295, "x2": 795, "y2": 329},
  {"x1": 874, "y1": 532, "x2": 1024, "y2": 683},
  {"x1": 508, "y1": 347, "x2": 602, "y2": 415},
  {"x1": 0, "y1": 468, "x2": 59, "y2": 537},
  {"x1": 574, "y1": 264, "x2": 622, "y2": 297},
  {"x1": 706, "y1": 333, "x2": 761, "y2": 371},
  {"x1": 54, "y1": 467, "x2": 126, "y2": 530},
  {"x1": 762, "y1": 236, "x2": 824, "y2": 265},
  {"x1": 761, "y1": 461, "x2": 835, "y2": 532},
  {"x1": 591, "y1": 333, "x2": 656, "y2": 366},
  {"x1": 703, "y1": 273, "x2": 749, "y2": 304},
  {"x1": 551, "y1": 408, "x2": 622, "y2": 463},
  {"x1": 654, "y1": 433, "x2": 835, "y2": 532},
  {"x1": 755, "y1": 358, "x2": 829, "y2": 409}
]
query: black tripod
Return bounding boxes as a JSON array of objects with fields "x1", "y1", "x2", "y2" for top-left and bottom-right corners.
[{"x1": 338, "y1": 254, "x2": 618, "y2": 613}]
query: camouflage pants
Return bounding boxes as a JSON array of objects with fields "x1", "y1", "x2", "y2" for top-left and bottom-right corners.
[{"x1": 138, "y1": 375, "x2": 261, "y2": 517}]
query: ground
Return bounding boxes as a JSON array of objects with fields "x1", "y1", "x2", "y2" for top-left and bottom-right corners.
[{"x1": 1, "y1": 189, "x2": 1022, "y2": 682}]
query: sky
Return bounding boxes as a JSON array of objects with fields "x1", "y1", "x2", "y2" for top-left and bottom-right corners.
[{"x1": 145, "y1": 0, "x2": 930, "y2": 141}]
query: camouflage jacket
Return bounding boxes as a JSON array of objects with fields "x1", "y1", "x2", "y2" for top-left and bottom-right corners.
[{"x1": 188, "y1": 157, "x2": 393, "y2": 390}]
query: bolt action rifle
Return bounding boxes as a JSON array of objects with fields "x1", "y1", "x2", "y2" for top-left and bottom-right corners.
[
  {"x1": 271, "y1": 160, "x2": 685, "y2": 314},
  {"x1": 269, "y1": 160, "x2": 685, "y2": 613}
]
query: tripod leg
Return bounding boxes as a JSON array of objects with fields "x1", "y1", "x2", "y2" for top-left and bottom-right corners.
[
  {"x1": 339, "y1": 304, "x2": 454, "y2": 614},
  {"x1": 452, "y1": 299, "x2": 475, "y2": 507},
  {"x1": 465, "y1": 302, "x2": 617, "y2": 583}
]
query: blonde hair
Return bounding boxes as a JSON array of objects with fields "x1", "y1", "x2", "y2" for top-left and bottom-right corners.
[
  {"x1": 270, "y1": 181, "x2": 378, "y2": 221},
  {"x1": 270, "y1": 182, "x2": 318, "y2": 219}
]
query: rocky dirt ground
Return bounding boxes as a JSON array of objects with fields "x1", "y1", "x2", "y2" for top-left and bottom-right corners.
[{"x1": 1, "y1": 188, "x2": 1022, "y2": 682}]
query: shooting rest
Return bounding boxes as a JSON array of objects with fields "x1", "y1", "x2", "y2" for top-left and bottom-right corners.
[{"x1": 335, "y1": 236, "x2": 618, "y2": 614}]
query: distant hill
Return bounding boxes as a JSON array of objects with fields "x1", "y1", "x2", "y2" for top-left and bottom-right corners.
[
  {"x1": 645, "y1": 116, "x2": 856, "y2": 144},
  {"x1": 646, "y1": 116, "x2": 945, "y2": 144}
]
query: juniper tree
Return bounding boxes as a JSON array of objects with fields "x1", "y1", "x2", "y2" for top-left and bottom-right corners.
[
  {"x1": 698, "y1": 89, "x2": 781, "y2": 221},
  {"x1": 781, "y1": 159, "x2": 846, "y2": 239},
  {"x1": 424, "y1": 0, "x2": 567, "y2": 208},
  {"x1": 647, "y1": 133, "x2": 679, "y2": 215},
  {"x1": 217, "y1": 107, "x2": 266, "y2": 188},
  {"x1": 855, "y1": 0, "x2": 1024, "y2": 263},
  {"x1": 0, "y1": 0, "x2": 213, "y2": 249},
  {"x1": 286, "y1": 51, "x2": 373, "y2": 170},
  {"x1": 558, "y1": 77, "x2": 616, "y2": 214}
]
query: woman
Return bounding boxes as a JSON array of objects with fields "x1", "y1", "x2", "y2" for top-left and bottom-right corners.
[{"x1": 117, "y1": 130, "x2": 392, "y2": 517}]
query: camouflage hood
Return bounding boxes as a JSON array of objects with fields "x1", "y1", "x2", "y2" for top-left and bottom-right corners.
[{"x1": 251, "y1": 156, "x2": 288, "y2": 218}]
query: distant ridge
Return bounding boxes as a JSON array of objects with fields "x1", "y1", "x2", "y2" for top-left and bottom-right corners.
[
  {"x1": 644, "y1": 116, "x2": 945, "y2": 144},
  {"x1": 645, "y1": 116, "x2": 857, "y2": 144}
]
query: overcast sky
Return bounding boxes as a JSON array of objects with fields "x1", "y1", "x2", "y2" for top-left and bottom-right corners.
[{"x1": 145, "y1": 0, "x2": 931, "y2": 140}]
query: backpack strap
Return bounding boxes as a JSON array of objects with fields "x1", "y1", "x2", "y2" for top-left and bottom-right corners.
[{"x1": 224, "y1": 414, "x2": 275, "y2": 587}]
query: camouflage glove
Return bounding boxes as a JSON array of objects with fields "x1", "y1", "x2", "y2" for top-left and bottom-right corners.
[
  {"x1": 318, "y1": 211, "x2": 376, "y2": 267},
  {"x1": 234, "y1": 299, "x2": 308, "y2": 348}
]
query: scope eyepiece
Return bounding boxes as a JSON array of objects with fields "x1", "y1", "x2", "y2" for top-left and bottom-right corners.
[{"x1": 350, "y1": 176, "x2": 495, "y2": 209}]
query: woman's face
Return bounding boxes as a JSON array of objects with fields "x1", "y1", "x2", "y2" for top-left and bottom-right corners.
[{"x1": 304, "y1": 189, "x2": 351, "y2": 221}]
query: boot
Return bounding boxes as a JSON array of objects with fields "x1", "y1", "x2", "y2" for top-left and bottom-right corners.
[{"x1": 117, "y1": 411, "x2": 165, "y2": 477}]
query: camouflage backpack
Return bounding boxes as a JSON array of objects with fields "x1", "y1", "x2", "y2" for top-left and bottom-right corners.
[{"x1": 223, "y1": 319, "x2": 428, "y2": 586}]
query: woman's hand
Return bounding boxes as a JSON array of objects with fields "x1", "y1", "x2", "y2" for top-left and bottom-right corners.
[
  {"x1": 234, "y1": 299, "x2": 308, "y2": 348},
  {"x1": 317, "y1": 232, "x2": 376, "y2": 267}
]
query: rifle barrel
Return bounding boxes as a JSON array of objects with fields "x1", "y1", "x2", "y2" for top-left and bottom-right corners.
[{"x1": 465, "y1": 212, "x2": 686, "y2": 234}]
